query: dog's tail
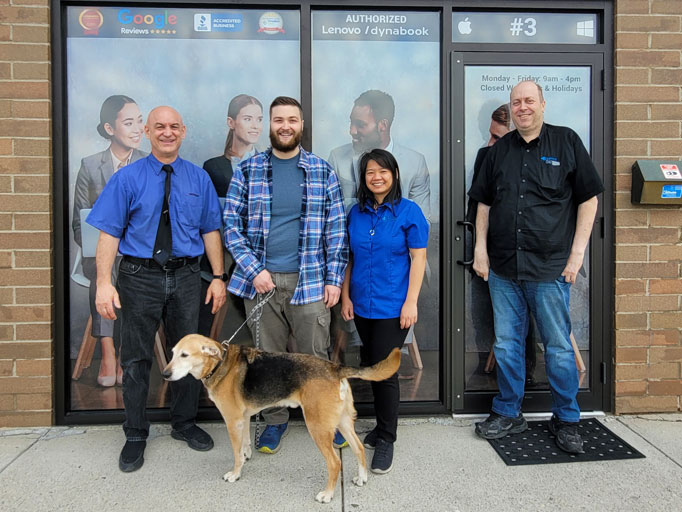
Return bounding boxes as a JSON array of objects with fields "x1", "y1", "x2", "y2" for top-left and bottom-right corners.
[{"x1": 338, "y1": 348, "x2": 401, "y2": 382}]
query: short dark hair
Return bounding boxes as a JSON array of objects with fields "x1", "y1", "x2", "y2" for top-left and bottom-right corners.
[
  {"x1": 269, "y1": 96, "x2": 302, "y2": 116},
  {"x1": 97, "y1": 95, "x2": 136, "y2": 139},
  {"x1": 357, "y1": 148, "x2": 402, "y2": 210},
  {"x1": 354, "y1": 90, "x2": 395, "y2": 127},
  {"x1": 491, "y1": 103, "x2": 512, "y2": 129}
]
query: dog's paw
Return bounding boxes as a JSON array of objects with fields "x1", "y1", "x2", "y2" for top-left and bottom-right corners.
[
  {"x1": 315, "y1": 490, "x2": 334, "y2": 503},
  {"x1": 352, "y1": 473, "x2": 367, "y2": 487},
  {"x1": 222, "y1": 471, "x2": 241, "y2": 483}
]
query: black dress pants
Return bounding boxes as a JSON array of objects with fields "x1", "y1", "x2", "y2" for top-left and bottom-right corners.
[{"x1": 353, "y1": 315, "x2": 409, "y2": 443}]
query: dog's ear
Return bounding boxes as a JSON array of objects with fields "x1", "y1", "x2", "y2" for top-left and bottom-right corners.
[
  {"x1": 201, "y1": 345, "x2": 220, "y2": 358},
  {"x1": 246, "y1": 351, "x2": 256, "y2": 364}
]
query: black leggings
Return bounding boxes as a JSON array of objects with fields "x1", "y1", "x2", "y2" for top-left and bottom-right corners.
[{"x1": 353, "y1": 315, "x2": 409, "y2": 443}]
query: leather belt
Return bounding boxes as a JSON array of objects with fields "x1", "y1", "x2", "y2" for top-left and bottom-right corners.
[{"x1": 123, "y1": 255, "x2": 198, "y2": 270}]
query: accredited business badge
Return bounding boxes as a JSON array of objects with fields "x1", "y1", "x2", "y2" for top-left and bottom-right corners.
[
  {"x1": 79, "y1": 8, "x2": 104, "y2": 36},
  {"x1": 258, "y1": 12, "x2": 285, "y2": 34},
  {"x1": 194, "y1": 13, "x2": 211, "y2": 32}
]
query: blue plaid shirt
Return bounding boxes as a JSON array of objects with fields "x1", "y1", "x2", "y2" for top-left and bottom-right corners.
[{"x1": 224, "y1": 147, "x2": 348, "y2": 304}]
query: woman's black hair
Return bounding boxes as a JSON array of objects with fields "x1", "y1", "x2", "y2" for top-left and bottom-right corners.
[
  {"x1": 357, "y1": 148, "x2": 402, "y2": 211},
  {"x1": 96, "y1": 95, "x2": 137, "y2": 140}
]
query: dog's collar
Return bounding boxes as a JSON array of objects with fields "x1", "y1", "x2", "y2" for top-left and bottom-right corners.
[{"x1": 201, "y1": 343, "x2": 228, "y2": 384}]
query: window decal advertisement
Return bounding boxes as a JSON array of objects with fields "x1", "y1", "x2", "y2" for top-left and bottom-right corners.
[
  {"x1": 66, "y1": 6, "x2": 300, "y2": 411},
  {"x1": 311, "y1": 11, "x2": 441, "y2": 402},
  {"x1": 452, "y1": 12, "x2": 598, "y2": 44}
]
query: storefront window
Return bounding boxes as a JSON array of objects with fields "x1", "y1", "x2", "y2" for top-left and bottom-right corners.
[
  {"x1": 311, "y1": 10, "x2": 441, "y2": 402},
  {"x1": 66, "y1": 6, "x2": 300, "y2": 411}
]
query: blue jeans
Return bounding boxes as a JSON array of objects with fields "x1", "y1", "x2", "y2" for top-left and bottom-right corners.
[
  {"x1": 117, "y1": 257, "x2": 202, "y2": 441},
  {"x1": 488, "y1": 269, "x2": 579, "y2": 422}
]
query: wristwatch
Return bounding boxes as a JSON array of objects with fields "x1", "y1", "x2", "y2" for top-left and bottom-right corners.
[{"x1": 212, "y1": 273, "x2": 228, "y2": 282}]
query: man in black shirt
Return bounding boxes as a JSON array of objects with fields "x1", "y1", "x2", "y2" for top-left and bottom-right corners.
[{"x1": 468, "y1": 81, "x2": 603, "y2": 454}]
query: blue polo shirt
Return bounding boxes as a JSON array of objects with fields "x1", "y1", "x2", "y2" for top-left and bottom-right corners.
[
  {"x1": 347, "y1": 198, "x2": 429, "y2": 319},
  {"x1": 87, "y1": 153, "x2": 222, "y2": 258}
]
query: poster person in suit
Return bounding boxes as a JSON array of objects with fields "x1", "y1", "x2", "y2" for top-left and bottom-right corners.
[
  {"x1": 72, "y1": 95, "x2": 146, "y2": 387},
  {"x1": 327, "y1": 90, "x2": 431, "y2": 218}
]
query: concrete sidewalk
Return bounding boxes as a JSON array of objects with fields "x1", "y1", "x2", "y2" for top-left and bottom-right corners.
[{"x1": 1, "y1": 414, "x2": 681, "y2": 511}]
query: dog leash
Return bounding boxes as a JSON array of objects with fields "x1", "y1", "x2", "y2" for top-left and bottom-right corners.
[
  {"x1": 219, "y1": 288, "x2": 275, "y2": 450},
  {"x1": 219, "y1": 288, "x2": 275, "y2": 348},
  {"x1": 251, "y1": 289, "x2": 274, "y2": 449}
]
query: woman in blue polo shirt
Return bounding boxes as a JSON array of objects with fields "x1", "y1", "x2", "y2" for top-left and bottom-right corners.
[{"x1": 340, "y1": 148, "x2": 428, "y2": 474}]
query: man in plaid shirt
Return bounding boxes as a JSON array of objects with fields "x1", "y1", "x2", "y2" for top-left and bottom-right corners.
[{"x1": 224, "y1": 96, "x2": 349, "y2": 453}]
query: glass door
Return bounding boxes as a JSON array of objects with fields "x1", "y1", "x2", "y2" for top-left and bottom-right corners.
[{"x1": 451, "y1": 52, "x2": 605, "y2": 413}]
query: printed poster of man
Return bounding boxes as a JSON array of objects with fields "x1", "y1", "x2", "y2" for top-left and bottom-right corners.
[
  {"x1": 463, "y1": 65, "x2": 593, "y2": 390},
  {"x1": 311, "y1": 11, "x2": 441, "y2": 401},
  {"x1": 65, "y1": 6, "x2": 300, "y2": 411}
]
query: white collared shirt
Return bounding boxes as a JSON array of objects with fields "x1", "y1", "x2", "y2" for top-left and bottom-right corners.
[
  {"x1": 230, "y1": 147, "x2": 256, "y2": 168},
  {"x1": 111, "y1": 149, "x2": 132, "y2": 172},
  {"x1": 352, "y1": 138, "x2": 394, "y2": 185}
]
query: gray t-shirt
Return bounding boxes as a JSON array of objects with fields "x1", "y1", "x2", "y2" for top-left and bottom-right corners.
[{"x1": 266, "y1": 153, "x2": 304, "y2": 272}]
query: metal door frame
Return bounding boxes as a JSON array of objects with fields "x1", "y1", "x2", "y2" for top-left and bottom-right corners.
[{"x1": 450, "y1": 51, "x2": 608, "y2": 413}]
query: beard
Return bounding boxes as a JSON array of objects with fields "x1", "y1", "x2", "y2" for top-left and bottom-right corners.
[
  {"x1": 270, "y1": 127, "x2": 302, "y2": 152},
  {"x1": 351, "y1": 129, "x2": 382, "y2": 153}
]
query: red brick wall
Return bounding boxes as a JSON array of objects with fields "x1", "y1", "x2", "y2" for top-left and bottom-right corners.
[
  {"x1": 614, "y1": 0, "x2": 682, "y2": 413},
  {"x1": 0, "y1": 0, "x2": 53, "y2": 427}
]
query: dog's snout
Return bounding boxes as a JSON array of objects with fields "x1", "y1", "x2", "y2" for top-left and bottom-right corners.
[{"x1": 161, "y1": 367, "x2": 173, "y2": 380}]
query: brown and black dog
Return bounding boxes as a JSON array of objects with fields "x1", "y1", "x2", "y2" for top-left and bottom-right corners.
[{"x1": 162, "y1": 334, "x2": 400, "y2": 503}]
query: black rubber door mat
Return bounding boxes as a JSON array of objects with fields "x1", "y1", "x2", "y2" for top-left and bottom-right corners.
[{"x1": 487, "y1": 419, "x2": 645, "y2": 466}]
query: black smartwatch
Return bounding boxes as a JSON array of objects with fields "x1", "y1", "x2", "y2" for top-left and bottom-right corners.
[{"x1": 212, "y1": 273, "x2": 228, "y2": 282}]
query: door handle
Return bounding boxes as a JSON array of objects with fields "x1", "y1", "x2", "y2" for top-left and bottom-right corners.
[{"x1": 456, "y1": 220, "x2": 475, "y2": 266}]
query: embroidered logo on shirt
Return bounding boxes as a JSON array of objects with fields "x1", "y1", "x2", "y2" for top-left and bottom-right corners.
[{"x1": 541, "y1": 156, "x2": 561, "y2": 166}]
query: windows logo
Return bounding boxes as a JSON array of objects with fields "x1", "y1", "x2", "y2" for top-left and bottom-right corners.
[{"x1": 576, "y1": 20, "x2": 594, "y2": 38}]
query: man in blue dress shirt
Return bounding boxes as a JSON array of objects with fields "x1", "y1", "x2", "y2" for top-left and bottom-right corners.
[{"x1": 87, "y1": 106, "x2": 227, "y2": 472}]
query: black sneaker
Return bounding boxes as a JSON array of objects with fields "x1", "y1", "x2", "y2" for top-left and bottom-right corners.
[
  {"x1": 363, "y1": 428, "x2": 378, "y2": 450},
  {"x1": 171, "y1": 425, "x2": 214, "y2": 451},
  {"x1": 371, "y1": 438, "x2": 394, "y2": 474},
  {"x1": 475, "y1": 412, "x2": 528, "y2": 440},
  {"x1": 119, "y1": 440, "x2": 146, "y2": 472},
  {"x1": 549, "y1": 415, "x2": 584, "y2": 454}
]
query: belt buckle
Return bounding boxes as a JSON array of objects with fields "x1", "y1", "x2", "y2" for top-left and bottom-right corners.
[
  {"x1": 161, "y1": 259, "x2": 176, "y2": 271},
  {"x1": 162, "y1": 257, "x2": 185, "y2": 271}
]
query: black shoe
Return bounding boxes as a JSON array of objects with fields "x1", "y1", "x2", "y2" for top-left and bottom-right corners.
[
  {"x1": 363, "y1": 428, "x2": 378, "y2": 450},
  {"x1": 475, "y1": 412, "x2": 528, "y2": 440},
  {"x1": 549, "y1": 415, "x2": 584, "y2": 454},
  {"x1": 371, "y1": 438, "x2": 394, "y2": 474},
  {"x1": 119, "y1": 440, "x2": 146, "y2": 472},
  {"x1": 171, "y1": 425, "x2": 214, "y2": 451}
]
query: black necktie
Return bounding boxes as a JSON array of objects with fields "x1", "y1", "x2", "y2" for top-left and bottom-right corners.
[{"x1": 153, "y1": 164, "x2": 173, "y2": 265}]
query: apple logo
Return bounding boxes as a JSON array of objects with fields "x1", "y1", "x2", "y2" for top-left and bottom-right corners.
[{"x1": 458, "y1": 17, "x2": 472, "y2": 35}]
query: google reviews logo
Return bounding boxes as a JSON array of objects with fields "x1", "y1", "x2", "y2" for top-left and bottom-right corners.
[{"x1": 118, "y1": 9, "x2": 178, "y2": 34}]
